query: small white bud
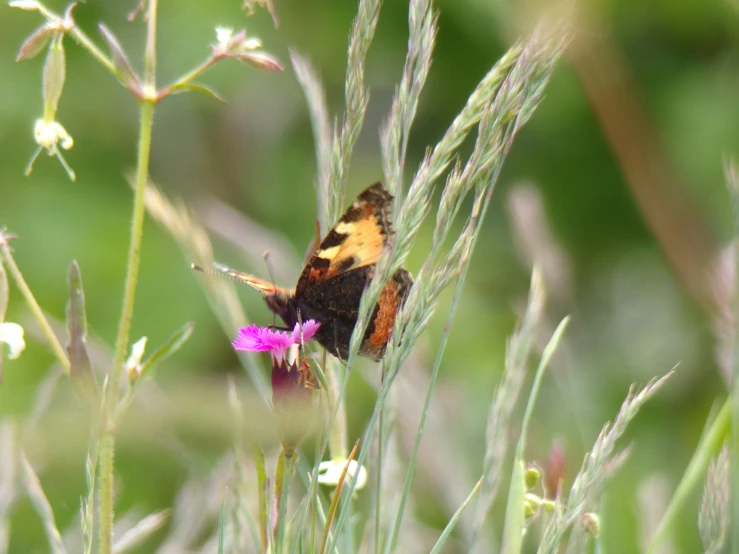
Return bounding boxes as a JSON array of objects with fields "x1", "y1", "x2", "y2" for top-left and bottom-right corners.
[
  {"x1": 0, "y1": 322, "x2": 26, "y2": 359},
  {"x1": 125, "y1": 336, "x2": 148, "y2": 382}
]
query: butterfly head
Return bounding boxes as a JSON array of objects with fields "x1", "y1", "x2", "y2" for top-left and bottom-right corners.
[{"x1": 264, "y1": 288, "x2": 296, "y2": 326}]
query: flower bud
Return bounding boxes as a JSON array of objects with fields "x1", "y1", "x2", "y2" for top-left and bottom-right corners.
[
  {"x1": 581, "y1": 512, "x2": 600, "y2": 538},
  {"x1": 240, "y1": 51, "x2": 283, "y2": 72},
  {"x1": 524, "y1": 464, "x2": 542, "y2": 489},
  {"x1": 523, "y1": 493, "x2": 542, "y2": 519},
  {"x1": 124, "y1": 337, "x2": 148, "y2": 383},
  {"x1": 43, "y1": 34, "x2": 66, "y2": 116}
]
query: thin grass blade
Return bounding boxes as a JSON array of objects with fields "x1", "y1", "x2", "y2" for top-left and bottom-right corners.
[
  {"x1": 290, "y1": 51, "x2": 332, "y2": 234},
  {"x1": 218, "y1": 496, "x2": 226, "y2": 554},
  {"x1": 0, "y1": 423, "x2": 17, "y2": 554},
  {"x1": 428, "y1": 478, "x2": 483, "y2": 554},
  {"x1": 113, "y1": 509, "x2": 171, "y2": 554},
  {"x1": 137, "y1": 321, "x2": 195, "y2": 380},
  {"x1": 647, "y1": 398, "x2": 730, "y2": 553},
  {"x1": 471, "y1": 268, "x2": 545, "y2": 552},
  {"x1": 501, "y1": 317, "x2": 569, "y2": 554},
  {"x1": 20, "y1": 451, "x2": 67, "y2": 554}
]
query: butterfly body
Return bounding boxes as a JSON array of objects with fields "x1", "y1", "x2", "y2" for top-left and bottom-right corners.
[{"x1": 215, "y1": 183, "x2": 412, "y2": 361}]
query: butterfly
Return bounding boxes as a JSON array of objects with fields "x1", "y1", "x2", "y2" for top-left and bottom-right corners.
[{"x1": 198, "y1": 183, "x2": 413, "y2": 361}]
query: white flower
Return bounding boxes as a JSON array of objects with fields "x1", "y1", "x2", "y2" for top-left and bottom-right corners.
[
  {"x1": 26, "y1": 118, "x2": 75, "y2": 180},
  {"x1": 125, "y1": 336, "x2": 148, "y2": 381},
  {"x1": 215, "y1": 26, "x2": 234, "y2": 47},
  {"x1": 215, "y1": 26, "x2": 261, "y2": 52},
  {"x1": 0, "y1": 322, "x2": 26, "y2": 360},
  {"x1": 34, "y1": 119, "x2": 73, "y2": 151},
  {"x1": 318, "y1": 459, "x2": 367, "y2": 490}
]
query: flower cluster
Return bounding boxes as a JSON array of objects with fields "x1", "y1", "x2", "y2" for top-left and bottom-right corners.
[
  {"x1": 212, "y1": 27, "x2": 282, "y2": 72},
  {"x1": 233, "y1": 319, "x2": 320, "y2": 362}
]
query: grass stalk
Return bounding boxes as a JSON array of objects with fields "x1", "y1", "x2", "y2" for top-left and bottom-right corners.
[
  {"x1": 384, "y1": 191, "x2": 493, "y2": 554},
  {"x1": 0, "y1": 242, "x2": 70, "y2": 374},
  {"x1": 327, "y1": 26, "x2": 568, "y2": 552},
  {"x1": 471, "y1": 268, "x2": 545, "y2": 552}
]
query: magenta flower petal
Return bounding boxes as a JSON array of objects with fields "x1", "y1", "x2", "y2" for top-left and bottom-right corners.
[
  {"x1": 291, "y1": 319, "x2": 321, "y2": 344},
  {"x1": 259, "y1": 328, "x2": 294, "y2": 361},
  {"x1": 234, "y1": 320, "x2": 322, "y2": 362},
  {"x1": 233, "y1": 325, "x2": 271, "y2": 351}
]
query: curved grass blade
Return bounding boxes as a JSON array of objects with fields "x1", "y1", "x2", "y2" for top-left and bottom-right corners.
[
  {"x1": 429, "y1": 478, "x2": 483, "y2": 554},
  {"x1": 501, "y1": 317, "x2": 570, "y2": 554}
]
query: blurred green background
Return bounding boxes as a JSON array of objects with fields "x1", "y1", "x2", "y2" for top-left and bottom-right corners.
[{"x1": 1, "y1": 0, "x2": 737, "y2": 552}]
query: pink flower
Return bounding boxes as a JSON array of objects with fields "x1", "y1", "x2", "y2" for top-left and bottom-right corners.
[
  {"x1": 232, "y1": 320, "x2": 320, "y2": 361},
  {"x1": 232, "y1": 320, "x2": 321, "y2": 457}
]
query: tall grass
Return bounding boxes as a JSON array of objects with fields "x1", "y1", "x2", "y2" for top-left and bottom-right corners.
[{"x1": 0, "y1": 1, "x2": 693, "y2": 553}]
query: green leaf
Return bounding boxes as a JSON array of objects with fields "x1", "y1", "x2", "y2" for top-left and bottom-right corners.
[
  {"x1": 65, "y1": 260, "x2": 97, "y2": 395},
  {"x1": 98, "y1": 24, "x2": 141, "y2": 92},
  {"x1": 169, "y1": 83, "x2": 226, "y2": 104},
  {"x1": 137, "y1": 321, "x2": 195, "y2": 381},
  {"x1": 16, "y1": 24, "x2": 54, "y2": 62}
]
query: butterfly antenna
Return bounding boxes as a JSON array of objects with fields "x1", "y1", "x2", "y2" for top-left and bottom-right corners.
[{"x1": 190, "y1": 262, "x2": 244, "y2": 286}]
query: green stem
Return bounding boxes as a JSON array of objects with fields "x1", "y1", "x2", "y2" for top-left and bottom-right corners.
[
  {"x1": 98, "y1": 97, "x2": 154, "y2": 554},
  {"x1": 109, "y1": 99, "x2": 155, "y2": 410},
  {"x1": 97, "y1": 430, "x2": 115, "y2": 554},
  {"x1": 0, "y1": 242, "x2": 70, "y2": 374},
  {"x1": 166, "y1": 56, "x2": 218, "y2": 89}
]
